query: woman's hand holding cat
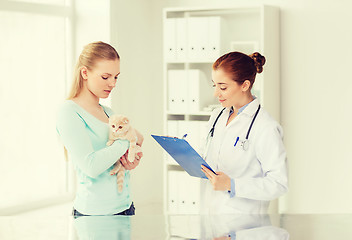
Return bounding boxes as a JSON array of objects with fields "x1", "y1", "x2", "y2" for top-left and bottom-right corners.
[{"x1": 120, "y1": 151, "x2": 142, "y2": 170}]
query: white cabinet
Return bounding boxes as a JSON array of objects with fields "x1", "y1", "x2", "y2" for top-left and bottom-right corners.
[{"x1": 162, "y1": 5, "x2": 280, "y2": 216}]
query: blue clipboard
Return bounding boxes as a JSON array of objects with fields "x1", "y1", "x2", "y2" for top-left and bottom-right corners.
[{"x1": 151, "y1": 135, "x2": 216, "y2": 179}]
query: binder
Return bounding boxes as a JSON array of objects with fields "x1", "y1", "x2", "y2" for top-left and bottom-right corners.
[
  {"x1": 187, "y1": 69, "x2": 214, "y2": 113},
  {"x1": 187, "y1": 176, "x2": 201, "y2": 214},
  {"x1": 176, "y1": 18, "x2": 187, "y2": 60},
  {"x1": 208, "y1": 16, "x2": 222, "y2": 61},
  {"x1": 187, "y1": 70, "x2": 200, "y2": 113},
  {"x1": 187, "y1": 17, "x2": 208, "y2": 60},
  {"x1": 168, "y1": 171, "x2": 179, "y2": 214},
  {"x1": 151, "y1": 135, "x2": 216, "y2": 178},
  {"x1": 168, "y1": 70, "x2": 187, "y2": 113},
  {"x1": 164, "y1": 18, "x2": 176, "y2": 61},
  {"x1": 178, "y1": 171, "x2": 189, "y2": 214},
  {"x1": 168, "y1": 171, "x2": 201, "y2": 215}
]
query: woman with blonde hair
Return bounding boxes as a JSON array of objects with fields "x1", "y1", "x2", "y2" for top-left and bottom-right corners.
[{"x1": 56, "y1": 41, "x2": 143, "y2": 217}]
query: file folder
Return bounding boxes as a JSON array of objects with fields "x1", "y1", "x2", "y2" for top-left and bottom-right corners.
[{"x1": 151, "y1": 135, "x2": 216, "y2": 179}]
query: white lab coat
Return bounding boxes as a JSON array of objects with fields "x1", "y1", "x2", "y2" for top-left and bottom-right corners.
[{"x1": 201, "y1": 98, "x2": 288, "y2": 214}]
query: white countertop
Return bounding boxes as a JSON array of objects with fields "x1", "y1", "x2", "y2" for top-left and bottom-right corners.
[{"x1": 1, "y1": 214, "x2": 352, "y2": 239}]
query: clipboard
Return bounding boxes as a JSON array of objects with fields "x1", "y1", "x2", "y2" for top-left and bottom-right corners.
[{"x1": 151, "y1": 135, "x2": 216, "y2": 179}]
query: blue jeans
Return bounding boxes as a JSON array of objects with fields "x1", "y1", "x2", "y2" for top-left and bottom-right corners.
[{"x1": 73, "y1": 202, "x2": 135, "y2": 218}]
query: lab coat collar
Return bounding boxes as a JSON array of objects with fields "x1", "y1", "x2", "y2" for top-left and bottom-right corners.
[{"x1": 240, "y1": 98, "x2": 260, "y2": 117}]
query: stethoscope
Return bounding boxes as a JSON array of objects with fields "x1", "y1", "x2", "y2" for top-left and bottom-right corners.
[{"x1": 204, "y1": 104, "x2": 261, "y2": 157}]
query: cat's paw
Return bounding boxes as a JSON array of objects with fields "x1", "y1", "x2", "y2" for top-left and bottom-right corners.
[
  {"x1": 128, "y1": 152, "x2": 134, "y2": 163},
  {"x1": 135, "y1": 145, "x2": 142, "y2": 153}
]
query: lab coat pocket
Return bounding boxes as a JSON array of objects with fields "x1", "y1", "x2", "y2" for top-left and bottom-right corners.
[
  {"x1": 231, "y1": 137, "x2": 247, "y2": 154},
  {"x1": 220, "y1": 137, "x2": 246, "y2": 171}
]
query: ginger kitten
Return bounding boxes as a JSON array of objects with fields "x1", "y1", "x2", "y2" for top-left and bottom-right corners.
[{"x1": 107, "y1": 114, "x2": 142, "y2": 193}]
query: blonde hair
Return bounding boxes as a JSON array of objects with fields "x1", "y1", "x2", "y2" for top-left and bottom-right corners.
[
  {"x1": 67, "y1": 41, "x2": 120, "y2": 99},
  {"x1": 64, "y1": 41, "x2": 119, "y2": 160}
]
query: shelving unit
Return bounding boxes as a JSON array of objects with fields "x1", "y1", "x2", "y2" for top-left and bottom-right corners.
[{"x1": 162, "y1": 4, "x2": 280, "y2": 217}]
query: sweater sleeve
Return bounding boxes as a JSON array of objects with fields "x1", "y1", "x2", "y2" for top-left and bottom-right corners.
[
  {"x1": 234, "y1": 123, "x2": 288, "y2": 201},
  {"x1": 56, "y1": 105, "x2": 129, "y2": 179}
]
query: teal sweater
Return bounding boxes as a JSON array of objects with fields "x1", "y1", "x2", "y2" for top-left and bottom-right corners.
[{"x1": 56, "y1": 100, "x2": 132, "y2": 215}]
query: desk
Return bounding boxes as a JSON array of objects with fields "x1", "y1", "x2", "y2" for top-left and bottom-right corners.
[{"x1": 0, "y1": 214, "x2": 351, "y2": 239}]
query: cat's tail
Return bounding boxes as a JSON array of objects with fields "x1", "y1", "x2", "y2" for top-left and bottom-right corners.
[{"x1": 117, "y1": 166, "x2": 125, "y2": 193}]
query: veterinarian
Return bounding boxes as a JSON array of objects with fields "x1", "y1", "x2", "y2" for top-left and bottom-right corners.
[
  {"x1": 56, "y1": 41, "x2": 143, "y2": 217},
  {"x1": 200, "y1": 51, "x2": 288, "y2": 214}
]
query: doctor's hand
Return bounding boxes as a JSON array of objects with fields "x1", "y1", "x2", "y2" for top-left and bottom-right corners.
[{"x1": 201, "y1": 165, "x2": 231, "y2": 191}]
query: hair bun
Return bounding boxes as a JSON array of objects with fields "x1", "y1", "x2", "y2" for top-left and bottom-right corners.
[{"x1": 249, "y1": 52, "x2": 266, "y2": 73}]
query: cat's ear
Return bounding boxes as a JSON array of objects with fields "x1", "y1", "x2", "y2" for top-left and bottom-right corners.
[{"x1": 123, "y1": 117, "x2": 129, "y2": 124}]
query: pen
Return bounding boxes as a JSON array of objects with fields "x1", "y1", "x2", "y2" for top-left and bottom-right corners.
[
  {"x1": 234, "y1": 136, "x2": 239, "y2": 147},
  {"x1": 182, "y1": 134, "x2": 188, "y2": 139}
]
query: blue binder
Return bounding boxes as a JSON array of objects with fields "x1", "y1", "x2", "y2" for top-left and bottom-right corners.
[{"x1": 151, "y1": 135, "x2": 216, "y2": 179}]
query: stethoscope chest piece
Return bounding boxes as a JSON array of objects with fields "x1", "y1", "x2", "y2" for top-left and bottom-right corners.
[{"x1": 240, "y1": 139, "x2": 250, "y2": 151}]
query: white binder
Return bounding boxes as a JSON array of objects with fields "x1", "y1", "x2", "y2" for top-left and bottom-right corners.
[
  {"x1": 167, "y1": 70, "x2": 178, "y2": 112},
  {"x1": 168, "y1": 69, "x2": 214, "y2": 113},
  {"x1": 176, "y1": 18, "x2": 187, "y2": 61},
  {"x1": 164, "y1": 18, "x2": 176, "y2": 61},
  {"x1": 177, "y1": 120, "x2": 187, "y2": 139},
  {"x1": 187, "y1": 70, "x2": 201, "y2": 113},
  {"x1": 178, "y1": 171, "x2": 189, "y2": 214},
  {"x1": 187, "y1": 176, "x2": 201, "y2": 214},
  {"x1": 168, "y1": 70, "x2": 188, "y2": 113},
  {"x1": 187, "y1": 69, "x2": 213, "y2": 113},
  {"x1": 168, "y1": 171, "x2": 179, "y2": 214},
  {"x1": 187, "y1": 17, "x2": 208, "y2": 60},
  {"x1": 167, "y1": 120, "x2": 179, "y2": 137},
  {"x1": 208, "y1": 16, "x2": 222, "y2": 61},
  {"x1": 168, "y1": 171, "x2": 201, "y2": 215}
]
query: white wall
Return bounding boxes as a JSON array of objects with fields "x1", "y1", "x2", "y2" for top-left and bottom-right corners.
[
  {"x1": 278, "y1": 0, "x2": 352, "y2": 213},
  {"x1": 110, "y1": 0, "x2": 167, "y2": 213},
  {"x1": 74, "y1": 0, "x2": 110, "y2": 57},
  {"x1": 74, "y1": 0, "x2": 111, "y2": 108},
  {"x1": 111, "y1": 0, "x2": 352, "y2": 214}
]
